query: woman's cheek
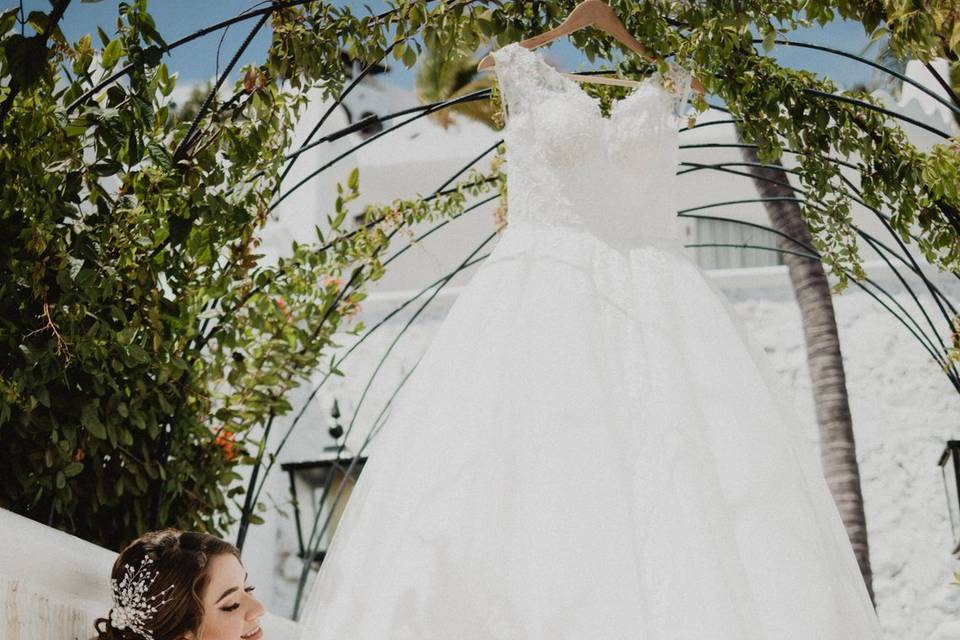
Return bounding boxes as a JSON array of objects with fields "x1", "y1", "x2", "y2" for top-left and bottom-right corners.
[{"x1": 205, "y1": 613, "x2": 237, "y2": 640}]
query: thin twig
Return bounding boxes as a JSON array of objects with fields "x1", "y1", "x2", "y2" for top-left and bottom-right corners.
[{"x1": 24, "y1": 301, "x2": 71, "y2": 362}]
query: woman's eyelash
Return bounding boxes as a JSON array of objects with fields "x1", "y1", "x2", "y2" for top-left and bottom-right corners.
[{"x1": 220, "y1": 586, "x2": 256, "y2": 612}]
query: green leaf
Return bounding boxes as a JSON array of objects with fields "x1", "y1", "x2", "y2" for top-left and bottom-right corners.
[
  {"x1": 64, "y1": 462, "x2": 84, "y2": 477},
  {"x1": 101, "y1": 39, "x2": 124, "y2": 71},
  {"x1": 761, "y1": 30, "x2": 776, "y2": 53},
  {"x1": 126, "y1": 343, "x2": 149, "y2": 364},
  {"x1": 5, "y1": 34, "x2": 48, "y2": 90},
  {"x1": 167, "y1": 213, "x2": 193, "y2": 246},
  {"x1": 0, "y1": 8, "x2": 19, "y2": 35},
  {"x1": 146, "y1": 142, "x2": 172, "y2": 170},
  {"x1": 139, "y1": 45, "x2": 163, "y2": 68},
  {"x1": 81, "y1": 402, "x2": 107, "y2": 439},
  {"x1": 91, "y1": 158, "x2": 122, "y2": 176},
  {"x1": 477, "y1": 18, "x2": 495, "y2": 37},
  {"x1": 402, "y1": 44, "x2": 417, "y2": 69}
]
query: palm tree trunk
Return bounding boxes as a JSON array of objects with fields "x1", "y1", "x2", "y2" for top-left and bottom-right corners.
[{"x1": 736, "y1": 132, "x2": 876, "y2": 605}]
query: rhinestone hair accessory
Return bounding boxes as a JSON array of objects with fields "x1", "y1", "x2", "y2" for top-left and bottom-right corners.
[{"x1": 108, "y1": 555, "x2": 174, "y2": 640}]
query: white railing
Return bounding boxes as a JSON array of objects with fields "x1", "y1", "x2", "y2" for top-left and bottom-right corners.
[{"x1": 0, "y1": 509, "x2": 300, "y2": 640}]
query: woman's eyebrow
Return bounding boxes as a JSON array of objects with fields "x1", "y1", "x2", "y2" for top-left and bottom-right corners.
[{"x1": 215, "y1": 572, "x2": 249, "y2": 603}]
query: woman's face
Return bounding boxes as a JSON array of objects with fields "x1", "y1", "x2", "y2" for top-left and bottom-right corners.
[{"x1": 190, "y1": 553, "x2": 265, "y2": 640}]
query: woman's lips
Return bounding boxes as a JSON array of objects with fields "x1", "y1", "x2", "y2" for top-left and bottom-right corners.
[{"x1": 240, "y1": 625, "x2": 262, "y2": 640}]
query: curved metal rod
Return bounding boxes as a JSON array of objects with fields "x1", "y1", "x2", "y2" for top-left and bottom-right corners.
[
  {"x1": 828, "y1": 169, "x2": 960, "y2": 320},
  {"x1": 680, "y1": 118, "x2": 742, "y2": 132},
  {"x1": 801, "y1": 87, "x2": 953, "y2": 139},
  {"x1": 276, "y1": 37, "x2": 406, "y2": 189},
  {"x1": 755, "y1": 38, "x2": 960, "y2": 115},
  {"x1": 923, "y1": 61, "x2": 960, "y2": 108},
  {"x1": 290, "y1": 342, "x2": 421, "y2": 616},
  {"x1": 857, "y1": 229, "x2": 950, "y2": 359},
  {"x1": 174, "y1": 13, "x2": 268, "y2": 162},
  {"x1": 681, "y1": 141, "x2": 862, "y2": 173},
  {"x1": 680, "y1": 196, "x2": 809, "y2": 214},
  {"x1": 270, "y1": 88, "x2": 492, "y2": 211}
]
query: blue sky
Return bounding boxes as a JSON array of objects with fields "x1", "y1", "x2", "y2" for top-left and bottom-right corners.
[{"x1": 23, "y1": 1, "x2": 884, "y2": 91}]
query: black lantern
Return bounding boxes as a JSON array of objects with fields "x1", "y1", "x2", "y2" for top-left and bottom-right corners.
[
  {"x1": 938, "y1": 440, "x2": 960, "y2": 554},
  {"x1": 281, "y1": 397, "x2": 366, "y2": 564},
  {"x1": 281, "y1": 452, "x2": 368, "y2": 564}
]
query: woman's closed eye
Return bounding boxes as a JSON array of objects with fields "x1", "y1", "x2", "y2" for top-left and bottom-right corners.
[{"x1": 220, "y1": 586, "x2": 256, "y2": 612}]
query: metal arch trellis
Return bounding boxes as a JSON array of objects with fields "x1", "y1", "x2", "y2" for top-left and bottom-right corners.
[
  {"x1": 256, "y1": 37, "x2": 960, "y2": 618},
  {"x1": 145, "y1": 23, "x2": 960, "y2": 616},
  {"x1": 280, "y1": 183, "x2": 960, "y2": 548},
  {"x1": 58, "y1": 0, "x2": 960, "y2": 611}
]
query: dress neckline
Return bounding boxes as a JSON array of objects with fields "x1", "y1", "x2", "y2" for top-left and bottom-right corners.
[{"x1": 501, "y1": 41, "x2": 674, "y2": 123}]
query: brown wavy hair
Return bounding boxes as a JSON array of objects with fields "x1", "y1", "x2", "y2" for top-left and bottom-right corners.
[{"x1": 92, "y1": 529, "x2": 240, "y2": 640}]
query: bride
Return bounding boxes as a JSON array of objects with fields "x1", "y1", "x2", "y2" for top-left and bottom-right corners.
[{"x1": 91, "y1": 529, "x2": 265, "y2": 640}]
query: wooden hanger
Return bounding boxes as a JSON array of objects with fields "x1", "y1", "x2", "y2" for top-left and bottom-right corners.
[{"x1": 476, "y1": 0, "x2": 705, "y2": 96}]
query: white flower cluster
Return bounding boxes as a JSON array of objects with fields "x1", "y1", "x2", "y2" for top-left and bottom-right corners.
[{"x1": 108, "y1": 555, "x2": 174, "y2": 640}]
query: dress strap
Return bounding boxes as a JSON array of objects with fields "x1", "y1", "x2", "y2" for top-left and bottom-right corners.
[
  {"x1": 664, "y1": 60, "x2": 693, "y2": 120},
  {"x1": 489, "y1": 43, "x2": 532, "y2": 124},
  {"x1": 489, "y1": 42, "x2": 568, "y2": 124}
]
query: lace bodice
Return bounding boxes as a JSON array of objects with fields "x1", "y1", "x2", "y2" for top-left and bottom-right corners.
[{"x1": 490, "y1": 42, "x2": 692, "y2": 249}]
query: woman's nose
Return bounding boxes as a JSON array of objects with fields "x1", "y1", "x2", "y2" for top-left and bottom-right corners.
[{"x1": 245, "y1": 592, "x2": 266, "y2": 619}]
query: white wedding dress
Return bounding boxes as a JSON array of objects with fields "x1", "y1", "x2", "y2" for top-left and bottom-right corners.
[{"x1": 298, "y1": 42, "x2": 884, "y2": 639}]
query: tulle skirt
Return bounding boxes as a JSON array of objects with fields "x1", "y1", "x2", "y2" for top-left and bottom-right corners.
[{"x1": 297, "y1": 218, "x2": 884, "y2": 639}]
